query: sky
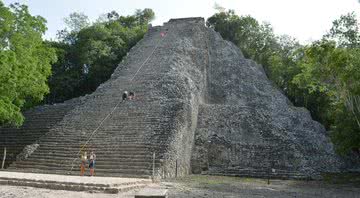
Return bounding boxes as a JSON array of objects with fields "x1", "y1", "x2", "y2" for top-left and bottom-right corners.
[{"x1": 3, "y1": 0, "x2": 360, "y2": 43}]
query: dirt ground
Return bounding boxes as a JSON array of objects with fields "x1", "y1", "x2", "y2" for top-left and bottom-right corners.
[
  {"x1": 1, "y1": 175, "x2": 360, "y2": 198},
  {"x1": 164, "y1": 175, "x2": 360, "y2": 198}
]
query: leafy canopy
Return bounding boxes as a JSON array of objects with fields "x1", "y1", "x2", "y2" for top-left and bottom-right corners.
[
  {"x1": 46, "y1": 9, "x2": 154, "y2": 104},
  {"x1": 0, "y1": 2, "x2": 56, "y2": 126}
]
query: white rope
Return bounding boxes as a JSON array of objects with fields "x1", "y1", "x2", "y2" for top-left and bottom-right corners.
[
  {"x1": 68, "y1": 100, "x2": 122, "y2": 173},
  {"x1": 68, "y1": 29, "x2": 170, "y2": 174},
  {"x1": 130, "y1": 35, "x2": 165, "y2": 82}
]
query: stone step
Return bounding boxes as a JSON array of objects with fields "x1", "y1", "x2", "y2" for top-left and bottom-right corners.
[
  {"x1": 38, "y1": 137, "x2": 169, "y2": 143},
  {"x1": 31, "y1": 149, "x2": 152, "y2": 156},
  {"x1": 0, "y1": 179, "x2": 147, "y2": 194},
  {"x1": 0, "y1": 139, "x2": 160, "y2": 145},
  {"x1": 26, "y1": 152, "x2": 164, "y2": 159},
  {"x1": 1, "y1": 126, "x2": 54, "y2": 131},
  {"x1": 0, "y1": 133, "x2": 48, "y2": 137},
  {"x1": 3, "y1": 132, "x2": 165, "y2": 139},
  {"x1": 45, "y1": 129, "x2": 171, "y2": 135},
  {"x1": 40, "y1": 137, "x2": 168, "y2": 142},
  {"x1": 37, "y1": 143, "x2": 156, "y2": 148},
  {"x1": 39, "y1": 135, "x2": 151, "y2": 139},
  {"x1": 39, "y1": 136, "x2": 150, "y2": 141},
  {"x1": 47, "y1": 123, "x2": 167, "y2": 129},
  {"x1": 0, "y1": 131, "x2": 50, "y2": 135},
  {"x1": 32, "y1": 149, "x2": 152, "y2": 157},
  {"x1": 12, "y1": 161, "x2": 156, "y2": 170},
  {"x1": 22, "y1": 153, "x2": 158, "y2": 160},
  {"x1": 12, "y1": 114, "x2": 68, "y2": 119},
  {"x1": 13, "y1": 158, "x2": 165, "y2": 168},
  {"x1": 135, "y1": 187, "x2": 168, "y2": 198},
  {"x1": 36, "y1": 140, "x2": 154, "y2": 145},
  {"x1": 14, "y1": 158, "x2": 161, "y2": 166},
  {"x1": 7, "y1": 117, "x2": 66, "y2": 122},
  {"x1": 35, "y1": 143, "x2": 155, "y2": 152},
  {"x1": 35, "y1": 145, "x2": 155, "y2": 151},
  {"x1": 9, "y1": 165, "x2": 153, "y2": 175},
  {"x1": 2, "y1": 132, "x2": 168, "y2": 140},
  {"x1": 0, "y1": 171, "x2": 151, "y2": 193},
  {"x1": 1, "y1": 129, "x2": 168, "y2": 137},
  {"x1": 0, "y1": 142, "x2": 154, "y2": 148},
  {"x1": 41, "y1": 130, "x2": 162, "y2": 136}
]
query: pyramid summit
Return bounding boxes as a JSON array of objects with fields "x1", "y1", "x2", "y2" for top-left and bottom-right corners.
[{"x1": 0, "y1": 17, "x2": 355, "y2": 179}]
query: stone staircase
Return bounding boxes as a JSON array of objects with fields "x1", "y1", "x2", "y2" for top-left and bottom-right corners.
[
  {"x1": 0, "y1": 171, "x2": 151, "y2": 193},
  {"x1": 1, "y1": 18, "x2": 205, "y2": 178},
  {"x1": 0, "y1": 100, "x2": 79, "y2": 169},
  {"x1": 1, "y1": 24, "x2": 174, "y2": 177}
]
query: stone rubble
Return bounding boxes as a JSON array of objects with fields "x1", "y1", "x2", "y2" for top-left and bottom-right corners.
[{"x1": 16, "y1": 143, "x2": 39, "y2": 161}]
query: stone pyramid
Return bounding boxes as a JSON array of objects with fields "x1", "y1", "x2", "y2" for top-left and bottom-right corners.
[{"x1": 0, "y1": 18, "x2": 346, "y2": 179}]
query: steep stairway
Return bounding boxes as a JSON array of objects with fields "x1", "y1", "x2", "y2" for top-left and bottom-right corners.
[
  {"x1": 3, "y1": 23, "x2": 179, "y2": 177},
  {"x1": 0, "y1": 100, "x2": 79, "y2": 169}
]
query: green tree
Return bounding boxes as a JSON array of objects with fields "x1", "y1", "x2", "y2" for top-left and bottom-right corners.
[
  {"x1": 57, "y1": 12, "x2": 90, "y2": 44},
  {"x1": 207, "y1": 11, "x2": 280, "y2": 69},
  {"x1": 64, "y1": 12, "x2": 90, "y2": 33},
  {"x1": 46, "y1": 9, "x2": 154, "y2": 104},
  {"x1": 326, "y1": 12, "x2": 360, "y2": 48},
  {"x1": 0, "y1": 2, "x2": 56, "y2": 126},
  {"x1": 293, "y1": 40, "x2": 360, "y2": 154},
  {"x1": 45, "y1": 41, "x2": 83, "y2": 103},
  {"x1": 135, "y1": 8, "x2": 155, "y2": 25}
]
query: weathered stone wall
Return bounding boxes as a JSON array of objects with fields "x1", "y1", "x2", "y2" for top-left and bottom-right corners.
[
  {"x1": 150, "y1": 18, "x2": 208, "y2": 178},
  {"x1": 191, "y1": 27, "x2": 345, "y2": 178}
]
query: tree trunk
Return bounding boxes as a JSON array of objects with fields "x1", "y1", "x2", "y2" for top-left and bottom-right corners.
[{"x1": 1, "y1": 147, "x2": 6, "y2": 169}]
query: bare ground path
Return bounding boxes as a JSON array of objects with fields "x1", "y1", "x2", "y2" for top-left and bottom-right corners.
[
  {"x1": 164, "y1": 175, "x2": 360, "y2": 198},
  {"x1": 1, "y1": 173, "x2": 360, "y2": 198}
]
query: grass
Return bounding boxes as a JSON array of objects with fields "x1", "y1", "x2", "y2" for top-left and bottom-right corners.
[
  {"x1": 322, "y1": 172, "x2": 360, "y2": 186},
  {"x1": 166, "y1": 173, "x2": 360, "y2": 188}
]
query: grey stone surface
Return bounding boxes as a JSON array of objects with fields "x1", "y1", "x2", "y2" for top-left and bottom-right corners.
[
  {"x1": 191, "y1": 21, "x2": 345, "y2": 178},
  {"x1": 16, "y1": 143, "x2": 39, "y2": 161},
  {"x1": 0, "y1": 17, "x2": 357, "y2": 179},
  {"x1": 135, "y1": 187, "x2": 168, "y2": 198},
  {"x1": 0, "y1": 171, "x2": 150, "y2": 193},
  {"x1": 0, "y1": 100, "x2": 80, "y2": 168}
]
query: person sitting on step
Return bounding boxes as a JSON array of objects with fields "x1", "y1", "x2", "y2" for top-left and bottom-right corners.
[
  {"x1": 129, "y1": 91, "x2": 135, "y2": 100},
  {"x1": 122, "y1": 91, "x2": 128, "y2": 101}
]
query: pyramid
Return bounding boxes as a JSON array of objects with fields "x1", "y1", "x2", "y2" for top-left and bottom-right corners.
[{"x1": 0, "y1": 18, "x2": 347, "y2": 179}]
